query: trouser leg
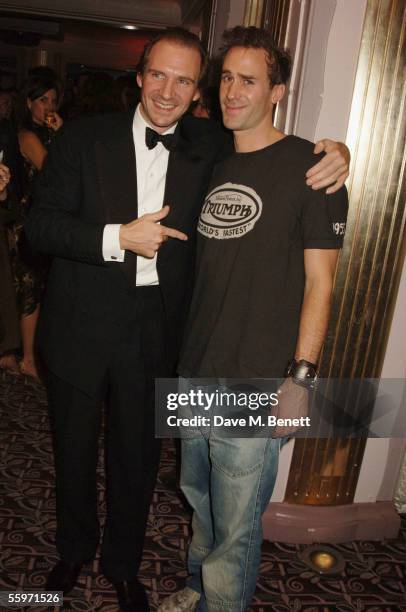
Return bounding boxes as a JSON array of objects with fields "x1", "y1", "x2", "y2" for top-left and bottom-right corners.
[
  {"x1": 100, "y1": 286, "x2": 166, "y2": 582},
  {"x1": 180, "y1": 435, "x2": 213, "y2": 597},
  {"x1": 203, "y1": 436, "x2": 280, "y2": 612},
  {"x1": 100, "y1": 371, "x2": 162, "y2": 581},
  {"x1": 47, "y1": 371, "x2": 102, "y2": 563}
]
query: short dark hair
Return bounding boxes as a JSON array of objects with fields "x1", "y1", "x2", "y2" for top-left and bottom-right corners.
[
  {"x1": 219, "y1": 26, "x2": 291, "y2": 86},
  {"x1": 137, "y1": 27, "x2": 207, "y2": 84}
]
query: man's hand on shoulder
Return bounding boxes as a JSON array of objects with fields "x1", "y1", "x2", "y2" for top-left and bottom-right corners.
[
  {"x1": 119, "y1": 205, "x2": 188, "y2": 258},
  {"x1": 306, "y1": 139, "x2": 350, "y2": 194}
]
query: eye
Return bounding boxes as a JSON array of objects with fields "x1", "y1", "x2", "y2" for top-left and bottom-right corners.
[
  {"x1": 178, "y1": 78, "x2": 191, "y2": 86},
  {"x1": 151, "y1": 71, "x2": 165, "y2": 80},
  {"x1": 221, "y1": 74, "x2": 232, "y2": 83},
  {"x1": 244, "y1": 79, "x2": 254, "y2": 85}
]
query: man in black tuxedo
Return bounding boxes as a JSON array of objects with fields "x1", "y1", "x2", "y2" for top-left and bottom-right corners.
[{"x1": 26, "y1": 28, "x2": 349, "y2": 611}]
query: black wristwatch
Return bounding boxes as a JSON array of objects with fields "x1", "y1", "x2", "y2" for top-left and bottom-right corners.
[{"x1": 285, "y1": 359, "x2": 318, "y2": 389}]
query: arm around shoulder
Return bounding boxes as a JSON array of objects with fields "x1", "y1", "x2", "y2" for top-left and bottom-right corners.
[{"x1": 306, "y1": 139, "x2": 350, "y2": 194}]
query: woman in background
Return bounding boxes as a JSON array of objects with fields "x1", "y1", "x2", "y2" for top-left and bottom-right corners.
[
  {"x1": 10, "y1": 75, "x2": 63, "y2": 379},
  {"x1": 0, "y1": 162, "x2": 21, "y2": 373}
]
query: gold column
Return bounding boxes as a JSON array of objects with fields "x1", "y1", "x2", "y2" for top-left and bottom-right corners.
[
  {"x1": 244, "y1": 0, "x2": 291, "y2": 44},
  {"x1": 287, "y1": 0, "x2": 406, "y2": 506},
  {"x1": 394, "y1": 450, "x2": 406, "y2": 513},
  {"x1": 262, "y1": 0, "x2": 291, "y2": 46},
  {"x1": 244, "y1": 0, "x2": 265, "y2": 27}
]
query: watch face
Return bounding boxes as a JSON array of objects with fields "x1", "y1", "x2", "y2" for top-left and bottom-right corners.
[
  {"x1": 294, "y1": 363, "x2": 317, "y2": 384},
  {"x1": 286, "y1": 360, "x2": 318, "y2": 384}
]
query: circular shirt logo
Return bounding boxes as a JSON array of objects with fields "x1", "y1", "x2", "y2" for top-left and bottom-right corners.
[{"x1": 198, "y1": 182, "x2": 263, "y2": 239}]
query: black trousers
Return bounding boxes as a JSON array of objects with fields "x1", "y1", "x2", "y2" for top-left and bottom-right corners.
[{"x1": 47, "y1": 287, "x2": 167, "y2": 581}]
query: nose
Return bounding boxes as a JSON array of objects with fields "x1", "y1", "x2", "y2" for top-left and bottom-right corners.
[
  {"x1": 45, "y1": 101, "x2": 55, "y2": 112},
  {"x1": 160, "y1": 77, "x2": 175, "y2": 100},
  {"x1": 226, "y1": 79, "x2": 240, "y2": 100}
]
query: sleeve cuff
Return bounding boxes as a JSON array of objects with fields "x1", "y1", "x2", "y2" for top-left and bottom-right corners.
[
  {"x1": 304, "y1": 239, "x2": 344, "y2": 249},
  {"x1": 102, "y1": 224, "x2": 125, "y2": 262}
]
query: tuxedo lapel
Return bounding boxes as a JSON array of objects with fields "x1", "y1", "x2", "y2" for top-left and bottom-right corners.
[
  {"x1": 162, "y1": 130, "x2": 203, "y2": 227},
  {"x1": 95, "y1": 113, "x2": 138, "y2": 283},
  {"x1": 95, "y1": 114, "x2": 138, "y2": 224}
]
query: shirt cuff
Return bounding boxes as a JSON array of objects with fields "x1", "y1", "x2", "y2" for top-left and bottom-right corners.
[{"x1": 102, "y1": 224, "x2": 125, "y2": 262}]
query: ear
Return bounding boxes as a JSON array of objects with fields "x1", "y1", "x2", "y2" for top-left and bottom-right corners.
[
  {"x1": 192, "y1": 88, "x2": 201, "y2": 103},
  {"x1": 271, "y1": 84, "x2": 285, "y2": 105},
  {"x1": 27, "y1": 98, "x2": 32, "y2": 110},
  {"x1": 136, "y1": 72, "x2": 143, "y2": 89}
]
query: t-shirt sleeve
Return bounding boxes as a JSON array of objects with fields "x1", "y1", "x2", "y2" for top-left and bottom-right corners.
[{"x1": 301, "y1": 184, "x2": 349, "y2": 249}]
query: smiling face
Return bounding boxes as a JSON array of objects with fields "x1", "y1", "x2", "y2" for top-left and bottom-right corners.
[
  {"x1": 220, "y1": 46, "x2": 285, "y2": 136},
  {"x1": 27, "y1": 88, "x2": 57, "y2": 125},
  {"x1": 136, "y1": 39, "x2": 201, "y2": 133}
]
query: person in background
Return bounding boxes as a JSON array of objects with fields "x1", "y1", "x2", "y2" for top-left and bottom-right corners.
[
  {"x1": 9, "y1": 75, "x2": 63, "y2": 379},
  {"x1": 113, "y1": 75, "x2": 141, "y2": 113},
  {"x1": 63, "y1": 72, "x2": 90, "y2": 120},
  {"x1": 0, "y1": 95, "x2": 23, "y2": 373},
  {"x1": 76, "y1": 72, "x2": 122, "y2": 117},
  {"x1": 191, "y1": 86, "x2": 222, "y2": 122},
  {"x1": 0, "y1": 90, "x2": 12, "y2": 121},
  {"x1": 0, "y1": 162, "x2": 20, "y2": 373},
  {"x1": 0, "y1": 88, "x2": 23, "y2": 196}
]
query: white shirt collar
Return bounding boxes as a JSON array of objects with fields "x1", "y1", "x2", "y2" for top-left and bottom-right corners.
[{"x1": 133, "y1": 103, "x2": 177, "y2": 150}]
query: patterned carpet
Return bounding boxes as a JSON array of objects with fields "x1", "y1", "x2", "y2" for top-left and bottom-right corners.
[{"x1": 0, "y1": 370, "x2": 405, "y2": 612}]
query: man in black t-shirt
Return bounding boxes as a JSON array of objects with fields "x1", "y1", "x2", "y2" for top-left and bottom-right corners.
[
  {"x1": 159, "y1": 27, "x2": 349, "y2": 612},
  {"x1": 180, "y1": 138, "x2": 347, "y2": 381}
]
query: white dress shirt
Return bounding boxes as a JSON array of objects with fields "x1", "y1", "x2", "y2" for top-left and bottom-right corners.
[{"x1": 102, "y1": 104, "x2": 177, "y2": 286}]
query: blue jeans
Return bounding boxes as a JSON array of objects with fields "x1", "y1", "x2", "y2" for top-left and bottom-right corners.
[{"x1": 180, "y1": 403, "x2": 281, "y2": 611}]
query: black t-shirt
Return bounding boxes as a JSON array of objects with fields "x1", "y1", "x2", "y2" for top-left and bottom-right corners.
[{"x1": 179, "y1": 135, "x2": 348, "y2": 378}]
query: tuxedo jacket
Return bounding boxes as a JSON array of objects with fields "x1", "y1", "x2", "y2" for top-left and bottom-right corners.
[{"x1": 25, "y1": 112, "x2": 231, "y2": 396}]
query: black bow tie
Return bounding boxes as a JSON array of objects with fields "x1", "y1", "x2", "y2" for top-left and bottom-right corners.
[{"x1": 145, "y1": 127, "x2": 176, "y2": 151}]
